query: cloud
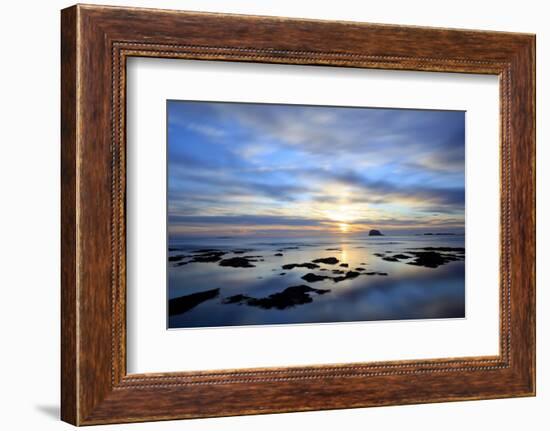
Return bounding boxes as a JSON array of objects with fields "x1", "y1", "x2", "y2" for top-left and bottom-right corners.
[
  {"x1": 169, "y1": 214, "x2": 324, "y2": 227},
  {"x1": 166, "y1": 101, "x2": 465, "y2": 234}
]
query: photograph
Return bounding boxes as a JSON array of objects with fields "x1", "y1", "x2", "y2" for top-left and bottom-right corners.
[{"x1": 167, "y1": 100, "x2": 466, "y2": 328}]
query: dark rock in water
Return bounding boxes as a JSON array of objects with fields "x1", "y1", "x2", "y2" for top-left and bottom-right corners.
[
  {"x1": 325, "y1": 248, "x2": 341, "y2": 251},
  {"x1": 224, "y1": 285, "x2": 330, "y2": 310},
  {"x1": 302, "y1": 273, "x2": 330, "y2": 283},
  {"x1": 369, "y1": 229, "x2": 384, "y2": 236},
  {"x1": 222, "y1": 294, "x2": 249, "y2": 305},
  {"x1": 355, "y1": 267, "x2": 365, "y2": 271},
  {"x1": 392, "y1": 254, "x2": 412, "y2": 259},
  {"x1": 365, "y1": 271, "x2": 388, "y2": 276},
  {"x1": 382, "y1": 256, "x2": 399, "y2": 262},
  {"x1": 192, "y1": 248, "x2": 224, "y2": 254},
  {"x1": 174, "y1": 261, "x2": 189, "y2": 267},
  {"x1": 231, "y1": 249, "x2": 254, "y2": 254},
  {"x1": 360, "y1": 262, "x2": 367, "y2": 265},
  {"x1": 339, "y1": 263, "x2": 349, "y2": 268},
  {"x1": 409, "y1": 247, "x2": 465, "y2": 253},
  {"x1": 424, "y1": 232, "x2": 457, "y2": 236},
  {"x1": 332, "y1": 269, "x2": 345, "y2": 274},
  {"x1": 169, "y1": 288, "x2": 220, "y2": 316},
  {"x1": 168, "y1": 254, "x2": 188, "y2": 262},
  {"x1": 378, "y1": 272, "x2": 388, "y2": 276},
  {"x1": 407, "y1": 251, "x2": 459, "y2": 268},
  {"x1": 312, "y1": 257, "x2": 339, "y2": 265},
  {"x1": 191, "y1": 253, "x2": 225, "y2": 263},
  {"x1": 219, "y1": 257, "x2": 256, "y2": 268},
  {"x1": 333, "y1": 271, "x2": 361, "y2": 283},
  {"x1": 189, "y1": 249, "x2": 226, "y2": 263},
  {"x1": 282, "y1": 262, "x2": 320, "y2": 270},
  {"x1": 320, "y1": 268, "x2": 328, "y2": 271},
  {"x1": 274, "y1": 253, "x2": 284, "y2": 256},
  {"x1": 373, "y1": 253, "x2": 385, "y2": 257},
  {"x1": 279, "y1": 272, "x2": 286, "y2": 276}
]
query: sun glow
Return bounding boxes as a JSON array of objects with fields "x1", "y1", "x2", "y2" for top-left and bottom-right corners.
[{"x1": 339, "y1": 223, "x2": 350, "y2": 233}]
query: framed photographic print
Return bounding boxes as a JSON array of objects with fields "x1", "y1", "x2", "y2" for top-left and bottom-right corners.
[{"x1": 61, "y1": 4, "x2": 535, "y2": 425}]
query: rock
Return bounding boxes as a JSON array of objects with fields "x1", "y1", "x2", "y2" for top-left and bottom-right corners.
[
  {"x1": 355, "y1": 267, "x2": 365, "y2": 271},
  {"x1": 169, "y1": 288, "x2": 220, "y2": 316},
  {"x1": 373, "y1": 253, "x2": 385, "y2": 257},
  {"x1": 219, "y1": 257, "x2": 257, "y2": 268},
  {"x1": 369, "y1": 229, "x2": 384, "y2": 236},
  {"x1": 274, "y1": 253, "x2": 283, "y2": 256},
  {"x1": 410, "y1": 247, "x2": 465, "y2": 253},
  {"x1": 325, "y1": 248, "x2": 341, "y2": 251},
  {"x1": 339, "y1": 263, "x2": 349, "y2": 268},
  {"x1": 312, "y1": 257, "x2": 339, "y2": 265},
  {"x1": 333, "y1": 271, "x2": 361, "y2": 282},
  {"x1": 282, "y1": 262, "x2": 320, "y2": 270},
  {"x1": 406, "y1": 251, "x2": 457, "y2": 268},
  {"x1": 168, "y1": 254, "x2": 188, "y2": 262},
  {"x1": 301, "y1": 273, "x2": 330, "y2": 283},
  {"x1": 231, "y1": 249, "x2": 254, "y2": 254},
  {"x1": 382, "y1": 256, "x2": 399, "y2": 262},
  {"x1": 189, "y1": 249, "x2": 226, "y2": 263},
  {"x1": 192, "y1": 254, "x2": 224, "y2": 263},
  {"x1": 224, "y1": 285, "x2": 330, "y2": 310},
  {"x1": 392, "y1": 254, "x2": 412, "y2": 259},
  {"x1": 222, "y1": 294, "x2": 249, "y2": 304},
  {"x1": 332, "y1": 269, "x2": 345, "y2": 274},
  {"x1": 279, "y1": 272, "x2": 286, "y2": 276},
  {"x1": 192, "y1": 248, "x2": 223, "y2": 254}
]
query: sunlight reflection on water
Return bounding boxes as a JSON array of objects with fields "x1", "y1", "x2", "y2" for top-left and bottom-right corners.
[{"x1": 168, "y1": 235, "x2": 465, "y2": 328}]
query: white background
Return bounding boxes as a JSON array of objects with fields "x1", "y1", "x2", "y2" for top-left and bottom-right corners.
[
  {"x1": 0, "y1": 0, "x2": 547, "y2": 430},
  {"x1": 127, "y1": 59, "x2": 499, "y2": 373}
]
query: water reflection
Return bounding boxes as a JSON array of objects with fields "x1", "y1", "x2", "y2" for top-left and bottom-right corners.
[{"x1": 168, "y1": 235, "x2": 465, "y2": 328}]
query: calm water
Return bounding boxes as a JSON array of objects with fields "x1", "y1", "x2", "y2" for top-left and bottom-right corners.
[{"x1": 167, "y1": 235, "x2": 465, "y2": 329}]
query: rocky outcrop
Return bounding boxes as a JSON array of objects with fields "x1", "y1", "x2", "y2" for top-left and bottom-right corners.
[
  {"x1": 219, "y1": 257, "x2": 258, "y2": 268},
  {"x1": 312, "y1": 257, "x2": 339, "y2": 265},
  {"x1": 223, "y1": 285, "x2": 330, "y2": 310},
  {"x1": 168, "y1": 288, "x2": 220, "y2": 316}
]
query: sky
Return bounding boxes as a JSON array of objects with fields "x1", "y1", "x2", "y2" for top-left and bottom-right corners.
[{"x1": 167, "y1": 100, "x2": 465, "y2": 237}]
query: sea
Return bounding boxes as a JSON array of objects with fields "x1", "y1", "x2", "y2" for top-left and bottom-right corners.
[{"x1": 167, "y1": 234, "x2": 465, "y2": 329}]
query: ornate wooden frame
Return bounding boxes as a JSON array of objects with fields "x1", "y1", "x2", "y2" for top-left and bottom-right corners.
[{"x1": 61, "y1": 4, "x2": 536, "y2": 425}]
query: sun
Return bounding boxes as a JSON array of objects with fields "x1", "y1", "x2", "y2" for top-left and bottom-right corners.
[{"x1": 339, "y1": 222, "x2": 350, "y2": 233}]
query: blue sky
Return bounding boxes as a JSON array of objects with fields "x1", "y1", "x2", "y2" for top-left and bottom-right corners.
[{"x1": 167, "y1": 100, "x2": 465, "y2": 237}]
